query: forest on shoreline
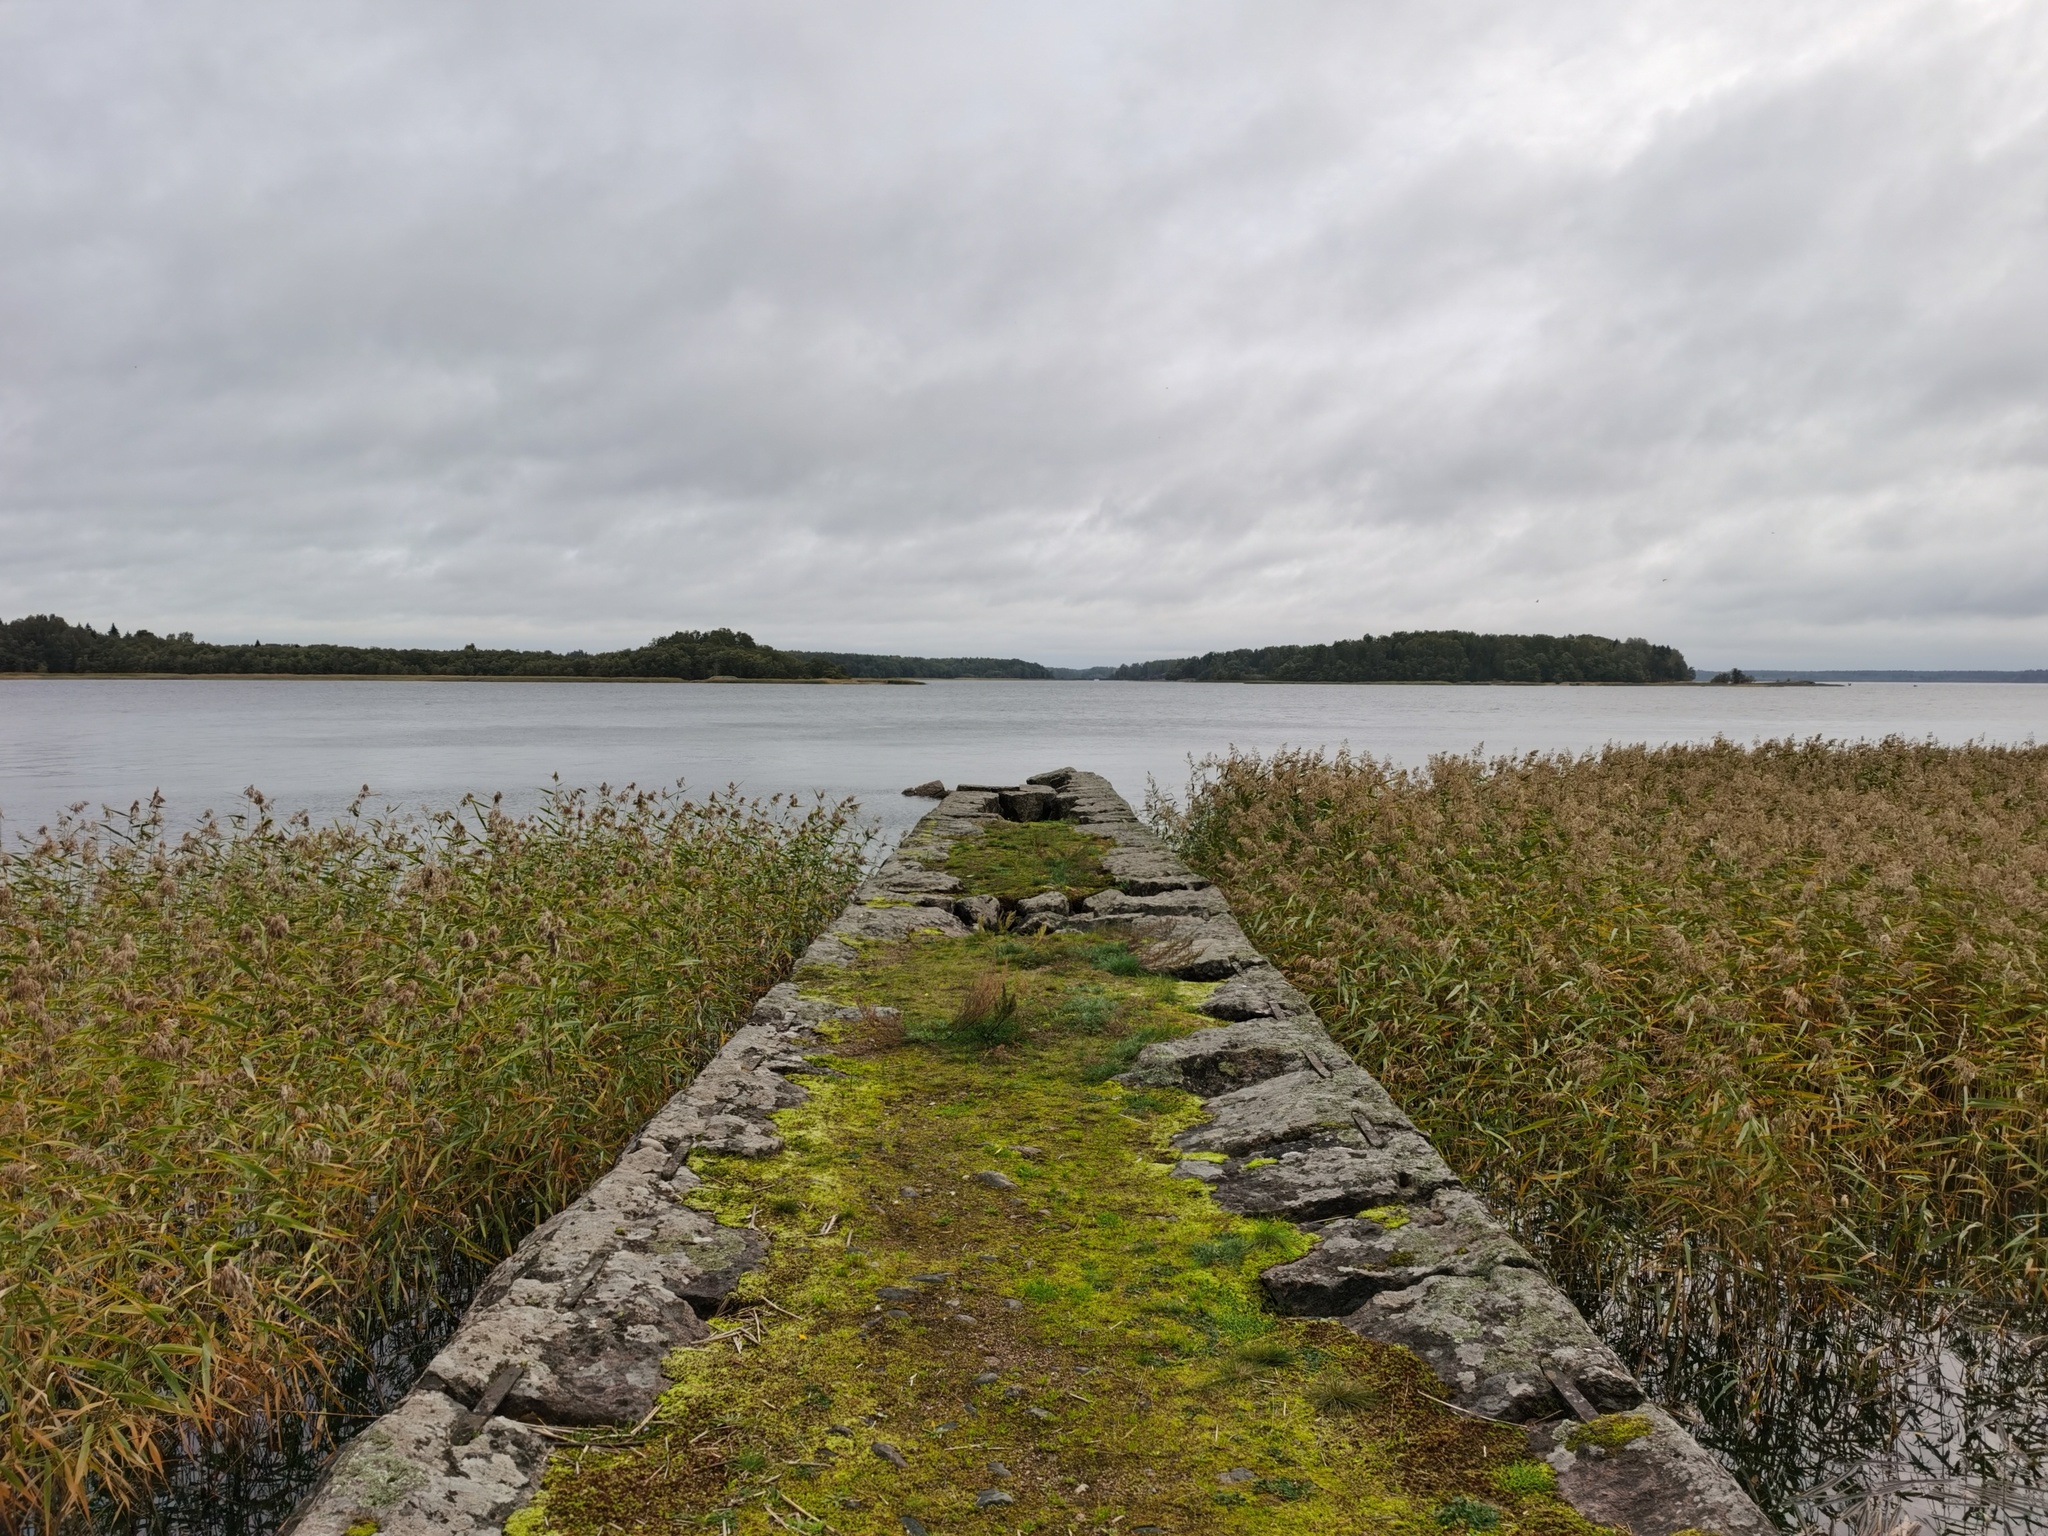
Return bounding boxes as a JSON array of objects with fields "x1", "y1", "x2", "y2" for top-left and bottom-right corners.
[{"x1": 2, "y1": 614, "x2": 1698, "y2": 685}]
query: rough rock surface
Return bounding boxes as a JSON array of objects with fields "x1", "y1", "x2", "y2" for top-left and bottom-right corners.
[
  {"x1": 1196, "y1": 967, "x2": 1318, "y2": 1021},
  {"x1": 1098, "y1": 845, "x2": 1210, "y2": 894},
  {"x1": 1116, "y1": 1018, "x2": 1344, "y2": 1099},
  {"x1": 829, "y1": 903, "x2": 970, "y2": 943},
  {"x1": 1171, "y1": 1065, "x2": 1414, "y2": 1153},
  {"x1": 282, "y1": 1384, "x2": 549, "y2": 1536},
  {"x1": 1205, "y1": 1134, "x2": 1460, "y2": 1220},
  {"x1": 1342, "y1": 1266, "x2": 1642, "y2": 1422},
  {"x1": 1261, "y1": 1190, "x2": 1536, "y2": 1315},
  {"x1": 1536, "y1": 1406, "x2": 1776, "y2": 1536},
  {"x1": 1080, "y1": 886, "x2": 1230, "y2": 920}
]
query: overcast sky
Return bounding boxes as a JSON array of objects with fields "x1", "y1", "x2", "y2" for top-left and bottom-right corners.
[{"x1": 3, "y1": 2, "x2": 2046, "y2": 668}]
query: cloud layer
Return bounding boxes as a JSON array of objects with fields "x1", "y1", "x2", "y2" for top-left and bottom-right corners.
[{"x1": 4, "y1": 0, "x2": 2046, "y2": 667}]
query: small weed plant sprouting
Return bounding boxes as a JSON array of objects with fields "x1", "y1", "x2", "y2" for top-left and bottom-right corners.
[
  {"x1": 1437, "y1": 1494, "x2": 1504, "y2": 1529},
  {"x1": 1165, "y1": 741, "x2": 2048, "y2": 1314},
  {"x1": 945, "y1": 970, "x2": 1020, "y2": 1047},
  {"x1": 0, "y1": 783, "x2": 862, "y2": 1524}
]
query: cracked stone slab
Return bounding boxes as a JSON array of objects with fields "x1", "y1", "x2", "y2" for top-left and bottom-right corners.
[
  {"x1": 1342, "y1": 1266, "x2": 1642, "y2": 1422},
  {"x1": 1196, "y1": 967, "x2": 1317, "y2": 1021},
  {"x1": 1099, "y1": 845, "x2": 1210, "y2": 894},
  {"x1": 1081, "y1": 886, "x2": 1230, "y2": 919},
  {"x1": 830, "y1": 904, "x2": 970, "y2": 943},
  {"x1": 1261, "y1": 1189, "x2": 1536, "y2": 1315},
  {"x1": 426, "y1": 1182, "x2": 759, "y2": 1424},
  {"x1": 1172, "y1": 1066, "x2": 1413, "y2": 1153},
  {"x1": 282, "y1": 1388, "x2": 548, "y2": 1536},
  {"x1": 1532, "y1": 1405, "x2": 1774, "y2": 1536},
  {"x1": 856, "y1": 859, "x2": 964, "y2": 903},
  {"x1": 1205, "y1": 1134, "x2": 1459, "y2": 1220},
  {"x1": 998, "y1": 785, "x2": 1063, "y2": 821},
  {"x1": 1116, "y1": 1020, "x2": 1345, "y2": 1099}
]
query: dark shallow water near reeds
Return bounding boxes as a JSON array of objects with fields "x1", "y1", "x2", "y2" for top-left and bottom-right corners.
[
  {"x1": 1562, "y1": 1256, "x2": 2048, "y2": 1534},
  {"x1": 89, "y1": 1258, "x2": 491, "y2": 1536},
  {"x1": 13, "y1": 676, "x2": 2047, "y2": 1533}
]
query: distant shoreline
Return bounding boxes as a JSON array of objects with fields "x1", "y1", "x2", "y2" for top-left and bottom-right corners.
[{"x1": 0, "y1": 671, "x2": 926, "y2": 685}]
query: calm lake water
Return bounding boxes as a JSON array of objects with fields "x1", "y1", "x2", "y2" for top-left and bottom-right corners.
[
  {"x1": 5, "y1": 676, "x2": 2047, "y2": 846},
  {"x1": 8, "y1": 676, "x2": 2048, "y2": 1533}
]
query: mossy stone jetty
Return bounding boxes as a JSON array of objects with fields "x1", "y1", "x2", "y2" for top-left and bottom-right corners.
[{"x1": 287, "y1": 772, "x2": 1769, "y2": 1536}]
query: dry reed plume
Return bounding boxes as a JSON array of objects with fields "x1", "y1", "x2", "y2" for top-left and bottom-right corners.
[
  {"x1": 1161, "y1": 739, "x2": 2048, "y2": 1316},
  {"x1": 0, "y1": 782, "x2": 862, "y2": 1525}
]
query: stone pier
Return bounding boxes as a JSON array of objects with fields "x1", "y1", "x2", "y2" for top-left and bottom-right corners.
[{"x1": 286, "y1": 770, "x2": 1771, "y2": 1536}]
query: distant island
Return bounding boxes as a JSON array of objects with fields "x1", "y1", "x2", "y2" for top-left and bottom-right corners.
[
  {"x1": 1113, "y1": 630, "x2": 1694, "y2": 685},
  {"x1": 5, "y1": 614, "x2": 1830, "y2": 686}
]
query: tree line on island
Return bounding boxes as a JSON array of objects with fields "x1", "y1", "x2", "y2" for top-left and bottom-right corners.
[{"x1": 0, "y1": 612, "x2": 1694, "y2": 684}]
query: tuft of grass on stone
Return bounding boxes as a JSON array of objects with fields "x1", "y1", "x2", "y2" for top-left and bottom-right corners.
[
  {"x1": 947, "y1": 971, "x2": 1021, "y2": 1048},
  {"x1": 1308, "y1": 1373, "x2": 1385, "y2": 1414}
]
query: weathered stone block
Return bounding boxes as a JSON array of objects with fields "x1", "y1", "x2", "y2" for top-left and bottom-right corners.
[
  {"x1": 1342, "y1": 1267, "x2": 1641, "y2": 1422},
  {"x1": 1081, "y1": 886, "x2": 1229, "y2": 919},
  {"x1": 1172, "y1": 1066, "x2": 1413, "y2": 1154},
  {"x1": 830, "y1": 904, "x2": 970, "y2": 943},
  {"x1": 998, "y1": 785, "x2": 1063, "y2": 821},
  {"x1": 1206, "y1": 1134, "x2": 1458, "y2": 1220},
  {"x1": 1196, "y1": 967, "x2": 1317, "y2": 1021},
  {"x1": 1099, "y1": 846, "x2": 1209, "y2": 894},
  {"x1": 1116, "y1": 1019, "x2": 1342, "y2": 1099},
  {"x1": 1260, "y1": 1189, "x2": 1534, "y2": 1315},
  {"x1": 1533, "y1": 1404, "x2": 1774, "y2": 1536},
  {"x1": 281, "y1": 1388, "x2": 548, "y2": 1536}
]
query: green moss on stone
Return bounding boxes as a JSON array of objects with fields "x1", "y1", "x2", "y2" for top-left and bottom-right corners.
[
  {"x1": 1563, "y1": 1412, "x2": 1655, "y2": 1452},
  {"x1": 940, "y1": 821, "x2": 1115, "y2": 903},
  {"x1": 531, "y1": 929, "x2": 1606, "y2": 1535}
]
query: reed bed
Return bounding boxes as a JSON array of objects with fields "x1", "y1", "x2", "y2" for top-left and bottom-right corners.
[
  {"x1": 1161, "y1": 740, "x2": 2048, "y2": 1316},
  {"x1": 0, "y1": 783, "x2": 863, "y2": 1526}
]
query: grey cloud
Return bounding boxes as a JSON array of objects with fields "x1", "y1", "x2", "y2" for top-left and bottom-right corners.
[{"x1": 3, "y1": 0, "x2": 2047, "y2": 667}]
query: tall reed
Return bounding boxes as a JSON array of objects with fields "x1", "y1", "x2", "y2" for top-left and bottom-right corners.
[
  {"x1": 0, "y1": 783, "x2": 863, "y2": 1525},
  {"x1": 1161, "y1": 740, "x2": 2048, "y2": 1314}
]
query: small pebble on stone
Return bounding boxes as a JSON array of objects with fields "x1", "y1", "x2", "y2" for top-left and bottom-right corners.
[
  {"x1": 900, "y1": 1517, "x2": 928, "y2": 1536},
  {"x1": 1011, "y1": 1146, "x2": 1044, "y2": 1159},
  {"x1": 1027, "y1": 1406, "x2": 1054, "y2": 1421},
  {"x1": 910, "y1": 1272, "x2": 950, "y2": 1284},
  {"x1": 972, "y1": 1372, "x2": 1001, "y2": 1385},
  {"x1": 876, "y1": 1286, "x2": 918, "y2": 1302},
  {"x1": 1218, "y1": 1466, "x2": 1253, "y2": 1484},
  {"x1": 987, "y1": 1460, "x2": 1011, "y2": 1480},
  {"x1": 974, "y1": 1170, "x2": 1019, "y2": 1191},
  {"x1": 1000, "y1": 1298, "x2": 1023, "y2": 1310},
  {"x1": 976, "y1": 1489, "x2": 1016, "y2": 1509},
  {"x1": 872, "y1": 1442, "x2": 910, "y2": 1469}
]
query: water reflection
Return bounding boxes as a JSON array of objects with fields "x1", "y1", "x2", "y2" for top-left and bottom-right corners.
[
  {"x1": 1559, "y1": 1250, "x2": 2048, "y2": 1534},
  {"x1": 90, "y1": 1258, "x2": 489, "y2": 1536}
]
